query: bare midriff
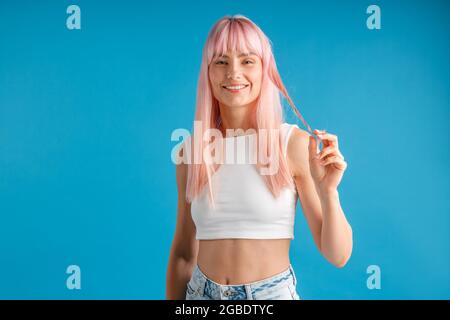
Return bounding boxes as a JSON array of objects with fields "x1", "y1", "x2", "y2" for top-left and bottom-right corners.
[{"x1": 196, "y1": 238, "x2": 292, "y2": 285}]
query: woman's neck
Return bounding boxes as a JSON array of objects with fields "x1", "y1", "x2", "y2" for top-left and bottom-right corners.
[{"x1": 218, "y1": 101, "x2": 256, "y2": 136}]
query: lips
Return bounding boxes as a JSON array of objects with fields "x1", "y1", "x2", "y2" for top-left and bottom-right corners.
[{"x1": 222, "y1": 84, "x2": 250, "y2": 93}]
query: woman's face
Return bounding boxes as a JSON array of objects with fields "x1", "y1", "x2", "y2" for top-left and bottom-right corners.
[{"x1": 208, "y1": 50, "x2": 263, "y2": 109}]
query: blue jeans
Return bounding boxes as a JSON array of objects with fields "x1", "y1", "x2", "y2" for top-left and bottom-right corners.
[{"x1": 185, "y1": 264, "x2": 301, "y2": 300}]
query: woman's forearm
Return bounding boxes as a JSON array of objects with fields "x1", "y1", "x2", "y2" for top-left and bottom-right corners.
[
  {"x1": 319, "y1": 189, "x2": 353, "y2": 267},
  {"x1": 166, "y1": 255, "x2": 196, "y2": 300}
]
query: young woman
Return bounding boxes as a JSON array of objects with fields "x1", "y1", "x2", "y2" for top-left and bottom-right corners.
[{"x1": 166, "y1": 14, "x2": 352, "y2": 300}]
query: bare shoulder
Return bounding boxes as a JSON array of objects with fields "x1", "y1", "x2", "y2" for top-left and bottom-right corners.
[{"x1": 286, "y1": 126, "x2": 312, "y2": 178}]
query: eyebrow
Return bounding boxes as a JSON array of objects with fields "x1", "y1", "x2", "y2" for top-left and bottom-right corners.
[{"x1": 218, "y1": 52, "x2": 257, "y2": 58}]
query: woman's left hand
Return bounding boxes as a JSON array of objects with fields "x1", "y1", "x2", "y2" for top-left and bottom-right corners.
[{"x1": 308, "y1": 129, "x2": 347, "y2": 195}]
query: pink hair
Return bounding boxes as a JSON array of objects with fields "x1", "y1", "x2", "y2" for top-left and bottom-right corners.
[{"x1": 185, "y1": 14, "x2": 313, "y2": 206}]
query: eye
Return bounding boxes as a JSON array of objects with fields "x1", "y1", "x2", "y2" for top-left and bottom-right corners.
[
  {"x1": 244, "y1": 60, "x2": 254, "y2": 64},
  {"x1": 215, "y1": 60, "x2": 227, "y2": 65}
]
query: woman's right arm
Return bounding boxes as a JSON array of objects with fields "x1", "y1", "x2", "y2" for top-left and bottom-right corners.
[{"x1": 166, "y1": 157, "x2": 199, "y2": 300}]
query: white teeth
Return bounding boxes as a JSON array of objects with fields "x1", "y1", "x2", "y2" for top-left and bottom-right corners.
[{"x1": 225, "y1": 85, "x2": 247, "y2": 90}]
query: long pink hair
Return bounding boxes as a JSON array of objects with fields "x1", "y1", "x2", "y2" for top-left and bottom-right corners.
[{"x1": 185, "y1": 14, "x2": 313, "y2": 206}]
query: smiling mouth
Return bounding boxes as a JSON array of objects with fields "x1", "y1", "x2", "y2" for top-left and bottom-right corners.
[{"x1": 222, "y1": 84, "x2": 250, "y2": 92}]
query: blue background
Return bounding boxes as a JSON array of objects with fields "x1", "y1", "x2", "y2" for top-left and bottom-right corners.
[{"x1": 0, "y1": 0, "x2": 449, "y2": 299}]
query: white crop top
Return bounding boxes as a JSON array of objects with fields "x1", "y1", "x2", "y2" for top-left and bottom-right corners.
[{"x1": 190, "y1": 123, "x2": 299, "y2": 240}]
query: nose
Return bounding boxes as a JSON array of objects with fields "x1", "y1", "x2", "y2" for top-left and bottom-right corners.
[{"x1": 226, "y1": 60, "x2": 243, "y2": 79}]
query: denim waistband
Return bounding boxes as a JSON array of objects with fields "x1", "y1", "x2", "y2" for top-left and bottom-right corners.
[{"x1": 189, "y1": 264, "x2": 298, "y2": 299}]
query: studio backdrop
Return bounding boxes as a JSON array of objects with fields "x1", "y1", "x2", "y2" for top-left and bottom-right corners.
[{"x1": 0, "y1": 0, "x2": 449, "y2": 299}]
